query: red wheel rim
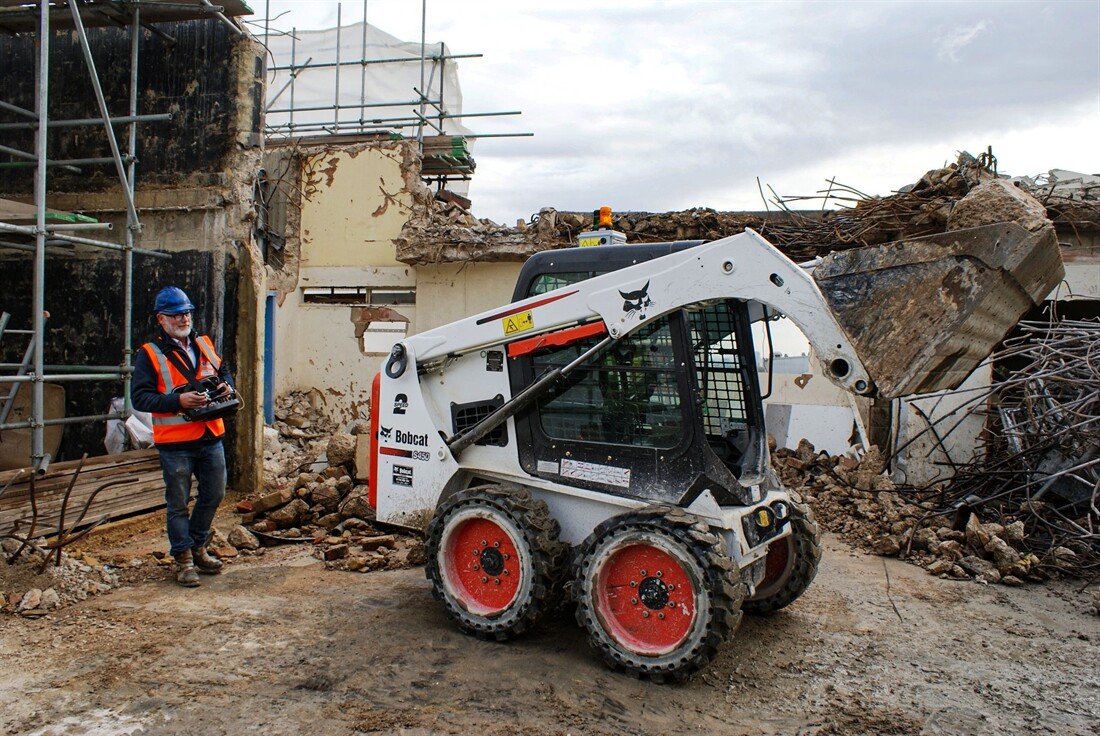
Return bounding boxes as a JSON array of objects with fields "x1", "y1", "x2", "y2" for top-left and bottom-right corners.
[
  {"x1": 593, "y1": 541, "x2": 698, "y2": 656},
  {"x1": 441, "y1": 515, "x2": 522, "y2": 617},
  {"x1": 759, "y1": 537, "x2": 791, "y2": 590}
]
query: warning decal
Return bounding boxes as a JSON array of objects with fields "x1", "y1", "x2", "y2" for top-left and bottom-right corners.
[
  {"x1": 503, "y1": 310, "x2": 535, "y2": 336},
  {"x1": 393, "y1": 465, "x2": 413, "y2": 487},
  {"x1": 560, "y1": 458, "x2": 631, "y2": 488}
]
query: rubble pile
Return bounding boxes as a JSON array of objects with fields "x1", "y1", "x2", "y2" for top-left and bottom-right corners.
[
  {"x1": 264, "y1": 389, "x2": 339, "y2": 486},
  {"x1": 397, "y1": 150, "x2": 1097, "y2": 265},
  {"x1": 774, "y1": 441, "x2": 1062, "y2": 586},
  {"x1": 231, "y1": 466, "x2": 424, "y2": 573},
  {"x1": 1013, "y1": 169, "x2": 1100, "y2": 232},
  {"x1": 247, "y1": 397, "x2": 424, "y2": 573},
  {"x1": 898, "y1": 317, "x2": 1100, "y2": 579},
  {"x1": 0, "y1": 539, "x2": 121, "y2": 616}
]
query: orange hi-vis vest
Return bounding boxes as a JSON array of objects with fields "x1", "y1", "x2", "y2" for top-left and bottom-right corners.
[{"x1": 141, "y1": 335, "x2": 226, "y2": 444}]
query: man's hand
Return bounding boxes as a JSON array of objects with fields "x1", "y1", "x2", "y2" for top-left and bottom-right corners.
[
  {"x1": 211, "y1": 382, "x2": 232, "y2": 400},
  {"x1": 178, "y1": 391, "x2": 209, "y2": 410}
]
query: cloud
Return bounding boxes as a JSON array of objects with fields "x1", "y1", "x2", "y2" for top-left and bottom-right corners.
[
  {"x1": 261, "y1": 0, "x2": 1100, "y2": 224},
  {"x1": 936, "y1": 20, "x2": 990, "y2": 62}
]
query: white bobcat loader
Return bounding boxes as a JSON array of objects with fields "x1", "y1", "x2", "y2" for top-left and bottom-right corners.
[{"x1": 368, "y1": 217, "x2": 1062, "y2": 681}]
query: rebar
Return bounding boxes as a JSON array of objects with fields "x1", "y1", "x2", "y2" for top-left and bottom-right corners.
[{"x1": 894, "y1": 317, "x2": 1100, "y2": 576}]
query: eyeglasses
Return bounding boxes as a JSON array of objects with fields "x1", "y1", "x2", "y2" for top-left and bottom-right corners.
[{"x1": 160, "y1": 312, "x2": 193, "y2": 321}]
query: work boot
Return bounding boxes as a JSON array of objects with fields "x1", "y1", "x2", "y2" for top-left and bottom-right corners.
[
  {"x1": 173, "y1": 550, "x2": 200, "y2": 587},
  {"x1": 192, "y1": 545, "x2": 224, "y2": 575}
]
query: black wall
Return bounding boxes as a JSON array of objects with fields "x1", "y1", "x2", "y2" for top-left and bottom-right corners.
[
  {"x1": 0, "y1": 250, "x2": 240, "y2": 464},
  {"x1": 0, "y1": 19, "x2": 245, "y2": 192}
]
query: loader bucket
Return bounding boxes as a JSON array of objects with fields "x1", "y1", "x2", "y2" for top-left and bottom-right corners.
[{"x1": 812, "y1": 222, "x2": 1064, "y2": 398}]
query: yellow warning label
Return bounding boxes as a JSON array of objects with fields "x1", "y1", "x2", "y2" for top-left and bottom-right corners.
[
  {"x1": 503, "y1": 310, "x2": 535, "y2": 336},
  {"x1": 578, "y1": 237, "x2": 602, "y2": 247}
]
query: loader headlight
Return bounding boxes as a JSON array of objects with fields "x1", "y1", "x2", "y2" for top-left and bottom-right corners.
[{"x1": 742, "y1": 505, "x2": 776, "y2": 547}]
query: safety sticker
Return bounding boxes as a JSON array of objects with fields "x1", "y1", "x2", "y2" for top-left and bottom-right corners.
[
  {"x1": 392, "y1": 465, "x2": 413, "y2": 487},
  {"x1": 560, "y1": 458, "x2": 631, "y2": 488},
  {"x1": 537, "y1": 460, "x2": 559, "y2": 475},
  {"x1": 503, "y1": 310, "x2": 534, "y2": 336}
]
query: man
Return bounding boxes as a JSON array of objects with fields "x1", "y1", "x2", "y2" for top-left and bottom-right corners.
[{"x1": 132, "y1": 286, "x2": 235, "y2": 587}]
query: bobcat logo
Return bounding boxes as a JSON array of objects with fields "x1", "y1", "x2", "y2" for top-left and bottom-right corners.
[
  {"x1": 378, "y1": 425, "x2": 393, "y2": 440},
  {"x1": 619, "y1": 281, "x2": 654, "y2": 319}
]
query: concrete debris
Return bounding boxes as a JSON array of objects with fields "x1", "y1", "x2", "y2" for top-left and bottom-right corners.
[
  {"x1": 1, "y1": 537, "x2": 121, "y2": 616},
  {"x1": 227, "y1": 525, "x2": 260, "y2": 551},
  {"x1": 326, "y1": 432, "x2": 356, "y2": 467},
  {"x1": 264, "y1": 390, "x2": 340, "y2": 488},
  {"x1": 900, "y1": 318, "x2": 1099, "y2": 578},
  {"x1": 394, "y1": 151, "x2": 1099, "y2": 266},
  {"x1": 773, "y1": 442, "x2": 1055, "y2": 588},
  {"x1": 242, "y1": 418, "x2": 421, "y2": 573}
]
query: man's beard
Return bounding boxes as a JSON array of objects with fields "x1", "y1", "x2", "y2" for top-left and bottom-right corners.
[{"x1": 164, "y1": 323, "x2": 192, "y2": 340}]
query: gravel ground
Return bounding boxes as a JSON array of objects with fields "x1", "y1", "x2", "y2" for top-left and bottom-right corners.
[{"x1": 1, "y1": 518, "x2": 1097, "y2": 736}]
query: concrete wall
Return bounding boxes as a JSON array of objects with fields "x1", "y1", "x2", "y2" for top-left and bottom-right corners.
[
  {"x1": 761, "y1": 362, "x2": 870, "y2": 456},
  {"x1": 414, "y1": 262, "x2": 520, "y2": 333}
]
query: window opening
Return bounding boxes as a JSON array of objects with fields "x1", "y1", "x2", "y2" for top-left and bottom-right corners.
[
  {"x1": 303, "y1": 286, "x2": 415, "y2": 306},
  {"x1": 689, "y1": 305, "x2": 748, "y2": 435},
  {"x1": 531, "y1": 318, "x2": 683, "y2": 448}
]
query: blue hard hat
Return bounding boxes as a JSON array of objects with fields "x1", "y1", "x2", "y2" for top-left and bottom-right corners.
[{"x1": 154, "y1": 286, "x2": 195, "y2": 315}]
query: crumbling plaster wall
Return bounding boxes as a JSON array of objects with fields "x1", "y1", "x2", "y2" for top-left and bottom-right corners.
[
  {"x1": 266, "y1": 138, "x2": 426, "y2": 425},
  {"x1": 414, "y1": 262, "x2": 520, "y2": 333}
]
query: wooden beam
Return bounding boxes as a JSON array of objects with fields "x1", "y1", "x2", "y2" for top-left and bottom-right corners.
[{"x1": 0, "y1": 450, "x2": 165, "y2": 538}]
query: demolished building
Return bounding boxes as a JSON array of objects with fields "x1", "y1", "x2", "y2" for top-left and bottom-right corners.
[{"x1": 1, "y1": 5, "x2": 1095, "y2": 591}]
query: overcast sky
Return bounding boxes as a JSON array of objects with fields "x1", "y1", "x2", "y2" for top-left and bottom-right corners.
[{"x1": 256, "y1": 0, "x2": 1100, "y2": 226}]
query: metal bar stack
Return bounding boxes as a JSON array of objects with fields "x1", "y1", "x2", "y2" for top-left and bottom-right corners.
[{"x1": 900, "y1": 318, "x2": 1100, "y2": 579}]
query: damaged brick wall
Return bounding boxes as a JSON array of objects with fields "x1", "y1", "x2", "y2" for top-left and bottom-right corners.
[{"x1": 0, "y1": 20, "x2": 258, "y2": 193}]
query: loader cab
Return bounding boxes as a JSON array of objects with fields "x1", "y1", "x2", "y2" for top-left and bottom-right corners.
[{"x1": 508, "y1": 241, "x2": 769, "y2": 508}]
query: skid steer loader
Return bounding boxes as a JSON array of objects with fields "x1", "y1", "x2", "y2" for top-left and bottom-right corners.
[{"x1": 368, "y1": 218, "x2": 1062, "y2": 681}]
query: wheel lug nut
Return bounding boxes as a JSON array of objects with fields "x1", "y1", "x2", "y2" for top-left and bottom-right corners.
[
  {"x1": 656, "y1": 570, "x2": 663, "y2": 578},
  {"x1": 629, "y1": 580, "x2": 637, "y2": 588},
  {"x1": 481, "y1": 540, "x2": 488, "y2": 546},
  {"x1": 640, "y1": 569, "x2": 647, "y2": 576},
  {"x1": 642, "y1": 611, "x2": 650, "y2": 618},
  {"x1": 503, "y1": 553, "x2": 510, "y2": 560},
  {"x1": 481, "y1": 576, "x2": 488, "y2": 583},
  {"x1": 631, "y1": 597, "x2": 638, "y2": 605},
  {"x1": 658, "y1": 613, "x2": 665, "y2": 620},
  {"x1": 667, "y1": 584, "x2": 675, "y2": 592},
  {"x1": 503, "y1": 569, "x2": 509, "y2": 576},
  {"x1": 494, "y1": 541, "x2": 500, "y2": 548},
  {"x1": 668, "y1": 602, "x2": 676, "y2": 608},
  {"x1": 494, "y1": 578, "x2": 501, "y2": 585},
  {"x1": 472, "y1": 564, "x2": 480, "y2": 571}
]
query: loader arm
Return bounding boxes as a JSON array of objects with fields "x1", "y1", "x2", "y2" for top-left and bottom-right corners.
[{"x1": 396, "y1": 229, "x2": 872, "y2": 394}]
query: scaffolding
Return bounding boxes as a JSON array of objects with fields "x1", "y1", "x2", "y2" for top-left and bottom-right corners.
[
  {"x1": 260, "y1": 0, "x2": 532, "y2": 188},
  {"x1": 0, "y1": 0, "x2": 251, "y2": 472}
]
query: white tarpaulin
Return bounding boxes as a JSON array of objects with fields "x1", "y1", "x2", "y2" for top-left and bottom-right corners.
[{"x1": 264, "y1": 21, "x2": 471, "y2": 140}]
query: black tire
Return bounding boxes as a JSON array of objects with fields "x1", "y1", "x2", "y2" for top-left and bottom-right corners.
[
  {"x1": 572, "y1": 505, "x2": 744, "y2": 682},
  {"x1": 425, "y1": 485, "x2": 565, "y2": 641},
  {"x1": 742, "y1": 499, "x2": 821, "y2": 615}
]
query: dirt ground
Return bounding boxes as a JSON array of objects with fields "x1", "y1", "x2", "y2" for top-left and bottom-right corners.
[{"x1": 1, "y1": 510, "x2": 1098, "y2": 736}]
